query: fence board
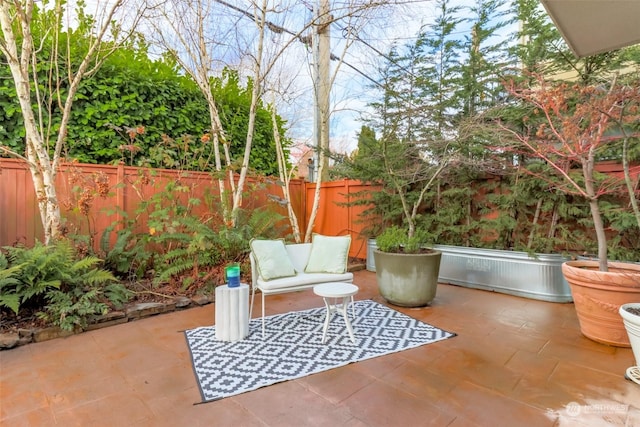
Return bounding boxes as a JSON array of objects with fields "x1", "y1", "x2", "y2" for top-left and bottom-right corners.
[
  {"x1": 0, "y1": 160, "x2": 43, "y2": 247},
  {"x1": 305, "y1": 180, "x2": 376, "y2": 259}
]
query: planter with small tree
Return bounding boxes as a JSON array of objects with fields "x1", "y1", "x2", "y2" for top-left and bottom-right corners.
[
  {"x1": 500, "y1": 74, "x2": 640, "y2": 346},
  {"x1": 374, "y1": 226, "x2": 442, "y2": 307},
  {"x1": 335, "y1": 118, "x2": 455, "y2": 307}
]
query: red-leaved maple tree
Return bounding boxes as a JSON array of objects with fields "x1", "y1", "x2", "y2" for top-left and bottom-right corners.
[{"x1": 499, "y1": 75, "x2": 640, "y2": 271}]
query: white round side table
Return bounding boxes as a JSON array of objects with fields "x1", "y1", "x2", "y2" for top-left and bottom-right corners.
[{"x1": 313, "y1": 282, "x2": 359, "y2": 344}]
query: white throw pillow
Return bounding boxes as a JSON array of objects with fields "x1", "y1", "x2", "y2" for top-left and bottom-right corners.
[
  {"x1": 305, "y1": 234, "x2": 351, "y2": 274},
  {"x1": 250, "y1": 239, "x2": 296, "y2": 281}
]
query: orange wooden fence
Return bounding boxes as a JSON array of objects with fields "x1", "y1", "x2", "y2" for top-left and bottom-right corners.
[
  {"x1": 3, "y1": 158, "x2": 637, "y2": 260},
  {"x1": 305, "y1": 180, "x2": 376, "y2": 260},
  {"x1": 0, "y1": 159, "x2": 372, "y2": 259}
]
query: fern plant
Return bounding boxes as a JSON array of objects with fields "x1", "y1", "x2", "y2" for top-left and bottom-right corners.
[
  {"x1": 39, "y1": 244, "x2": 131, "y2": 330},
  {"x1": 151, "y1": 206, "x2": 286, "y2": 288},
  {"x1": 1, "y1": 240, "x2": 131, "y2": 330},
  {"x1": 1, "y1": 242, "x2": 65, "y2": 314},
  {"x1": 100, "y1": 176, "x2": 287, "y2": 291},
  {"x1": 100, "y1": 226, "x2": 155, "y2": 280},
  {"x1": 41, "y1": 280, "x2": 130, "y2": 331},
  {"x1": 0, "y1": 252, "x2": 23, "y2": 314}
]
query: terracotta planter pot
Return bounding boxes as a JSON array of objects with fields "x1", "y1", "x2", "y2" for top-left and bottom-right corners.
[{"x1": 562, "y1": 260, "x2": 640, "y2": 347}]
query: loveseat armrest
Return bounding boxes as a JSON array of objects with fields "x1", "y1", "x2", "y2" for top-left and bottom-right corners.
[{"x1": 249, "y1": 251, "x2": 259, "y2": 291}]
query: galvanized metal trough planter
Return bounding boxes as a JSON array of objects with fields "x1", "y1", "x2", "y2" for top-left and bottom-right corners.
[
  {"x1": 366, "y1": 240, "x2": 572, "y2": 303},
  {"x1": 433, "y1": 245, "x2": 572, "y2": 303}
]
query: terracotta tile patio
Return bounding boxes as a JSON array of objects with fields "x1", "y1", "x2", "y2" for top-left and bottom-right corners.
[{"x1": 1, "y1": 270, "x2": 639, "y2": 426}]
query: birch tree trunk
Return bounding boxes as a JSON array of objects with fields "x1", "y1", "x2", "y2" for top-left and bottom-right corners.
[
  {"x1": 150, "y1": 0, "x2": 232, "y2": 225},
  {"x1": 270, "y1": 103, "x2": 302, "y2": 243},
  {"x1": 231, "y1": 0, "x2": 267, "y2": 226},
  {"x1": 0, "y1": 0, "x2": 138, "y2": 244},
  {"x1": 0, "y1": 2, "x2": 59, "y2": 243}
]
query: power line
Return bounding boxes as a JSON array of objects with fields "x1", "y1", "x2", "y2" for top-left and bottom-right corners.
[
  {"x1": 337, "y1": 24, "x2": 421, "y2": 82},
  {"x1": 212, "y1": 0, "x2": 384, "y2": 89},
  {"x1": 212, "y1": 0, "x2": 312, "y2": 45},
  {"x1": 330, "y1": 51, "x2": 383, "y2": 88}
]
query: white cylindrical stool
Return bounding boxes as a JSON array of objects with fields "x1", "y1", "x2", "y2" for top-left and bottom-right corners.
[{"x1": 215, "y1": 284, "x2": 249, "y2": 341}]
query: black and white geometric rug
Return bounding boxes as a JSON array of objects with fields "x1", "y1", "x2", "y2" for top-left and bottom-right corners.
[{"x1": 184, "y1": 299, "x2": 456, "y2": 403}]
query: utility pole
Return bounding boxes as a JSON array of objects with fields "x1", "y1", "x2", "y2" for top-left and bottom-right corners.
[
  {"x1": 213, "y1": 0, "x2": 331, "y2": 182},
  {"x1": 313, "y1": 0, "x2": 331, "y2": 182}
]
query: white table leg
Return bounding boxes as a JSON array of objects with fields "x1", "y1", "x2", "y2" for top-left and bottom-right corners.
[
  {"x1": 321, "y1": 296, "x2": 356, "y2": 344},
  {"x1": 350, "y1": 295, "x2": 355, "y2": 319},
  {"x1": 342, "y1": 296, "x2": 355, "y2": 343},
  {"x1": 321, "y1": 297, "x2": 332, "y2": 343}
]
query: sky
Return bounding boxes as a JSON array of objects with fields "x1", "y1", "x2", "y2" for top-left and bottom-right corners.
[
  {"x1": 324, "y1": 2, "x2": 447, "y2": 153},
  {"x1": 261, "y1": 0, "x2": 518, "y2": 156},
  {"x1": 280, "y1": 1, "x2": 450, "y2": 155}
]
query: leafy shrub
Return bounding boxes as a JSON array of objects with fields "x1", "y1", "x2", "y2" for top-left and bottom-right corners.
[
  {"x1": 101, "y1": 178, "x2": 287, "y2": 291},
  {"x1": 101, "y1": 227, "x2": 155, "y2": 281},
  {"x1": 40, "y1": 275, "x2": 131, "y2": 331},
  {"x1": 376, "y1": 226, "x2": 433, "y2": 254},
  {"x1": 151, "y1": 206, "x2": 287, "y2": 289},
  {"x1": 0, "y1": 253, "x2": 23, "y2": 314}
]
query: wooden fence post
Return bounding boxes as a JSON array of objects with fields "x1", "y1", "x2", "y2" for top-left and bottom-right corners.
[{"x1": 116, "y1": 162, "x2": 125, "y2": 235}]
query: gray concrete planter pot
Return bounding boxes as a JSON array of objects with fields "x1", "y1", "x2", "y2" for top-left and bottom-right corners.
[
  {"x1": 434, "y1": 244, "x2": 572, "y2": 303},
  {"x1": 366, "y1": 238, "x2": 377, "y2": 272},
  {"x1": 373, "y1": 249, "x2": 442, "y2": 307}
]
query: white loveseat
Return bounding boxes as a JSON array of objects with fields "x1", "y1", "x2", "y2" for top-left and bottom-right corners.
[{"x1": 249, "y1": 237, "x2": 354, "y2": 337}]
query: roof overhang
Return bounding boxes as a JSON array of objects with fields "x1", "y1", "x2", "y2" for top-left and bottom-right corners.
[{"x1": 541, "y1": 0, "x2": 640, "y2": 57}]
